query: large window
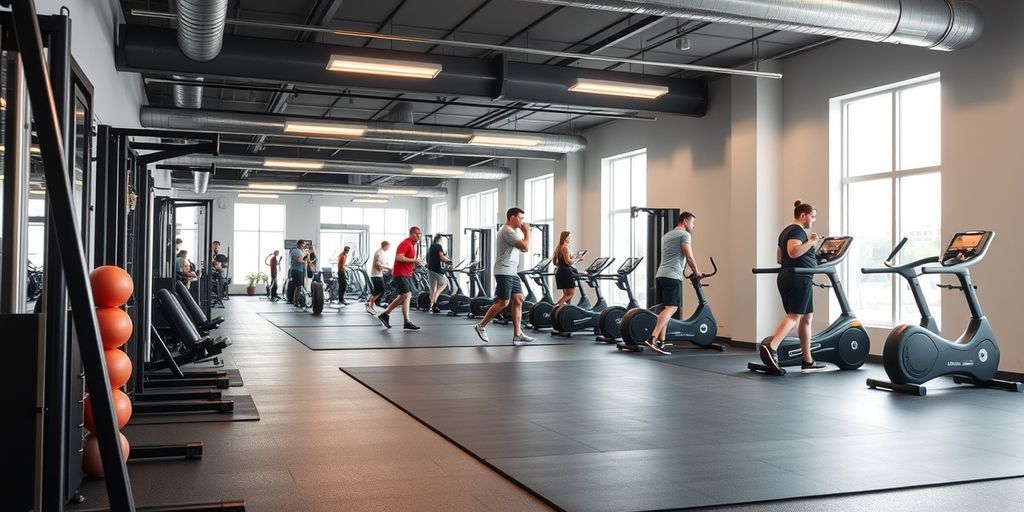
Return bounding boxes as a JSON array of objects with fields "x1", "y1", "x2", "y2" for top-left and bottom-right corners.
[
  {"x1": 430, "y1": 202, "x2": 448, "y2": 234},
  {"x1": 175, "y1": 206, "x2": 198, "y2": 263},
  {"x1": 233, "y1": 203, "x2": 285, "y2": 282},
  {"x1": 320, "y1": 206, "x2": 408, "y2": 268},
  {"x1": 524, "y1": 174, "x2": 554, "y2": 267},
  {"x1": 837, "y1": 77, "x2": 941, "y2": 328},
  {"x1": 460, "y1": 189, "x2": 498, "y2": 266},
  {"x1": 601, "y1": 150, "x2": 647, "y2": 305}
]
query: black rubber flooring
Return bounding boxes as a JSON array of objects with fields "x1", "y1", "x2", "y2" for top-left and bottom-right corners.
[
  {"x1": 262, "y1": 309, "x2": 571, "y2": 350},
  {"x1": 341, "y1": 350, "x2": 1024, "y2": 511}
]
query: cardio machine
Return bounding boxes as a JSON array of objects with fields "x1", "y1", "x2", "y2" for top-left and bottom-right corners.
[
  {"x1": 617, "y1": 258, "x2": 721, "y2": 352},
  {"x1": 866, "y1": 231, "x2": 1022, "y2": 395},
  {"x1": 529, "y1": 249, "x2": 587, "y2": 330},
  {"x1": 549, "y1": 256, "x2": 615, "y2": 336},
  {"x1": 747, "y1": 236, "x2": 869, "y2": 375},
  {"x1": 595, "y1": 257, "x2": 644, "y2": 342}
]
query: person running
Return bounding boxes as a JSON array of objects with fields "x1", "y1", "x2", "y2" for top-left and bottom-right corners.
[
  {"x1": 287, "y1": 240, "x2": 307, "y2": 307},
  {"x1": 337, "y1": 246, "x2": 351, "y2": 306},
  {"x1": 378, "y1": 228, "x2": 423, "y2": 330},
  {"x1": 759, "y1": 200, "x2": 827, "y2": 372},
  {"x1": 265, "y1": 249, "x2": 281, "y2": 300},
  {"x1": 473, "y1": 208, "x2": 535, "y2": 345},
  {"x1": 552, "y1": 231, "x2": 583, "y2": 307},
  {"x1": 366, "y1": 241, "x2": 391, "y2": 314},
  {"x1": 426, "y1": 234, "x2": 452, "y2": 313},
  {"x1": 645, "y1": 211, "x2": 706, "y2": 355}
]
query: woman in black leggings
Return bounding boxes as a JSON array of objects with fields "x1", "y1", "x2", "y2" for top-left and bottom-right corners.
[
  {"x1": 552, "y1": 231, "x2": 582, "y2": 306},
  {"x1": 759, "y1": 200, "x2": 827, "y2": 372}
]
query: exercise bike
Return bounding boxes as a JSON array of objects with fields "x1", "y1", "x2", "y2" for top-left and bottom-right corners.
[
  {"x1": 617, "y1": 258, "x2": 721, "y2": 352},
  {"x1": 529, "y1": 249, "x2": 586, "y2": 330},
  {"x1": 549, "y1": 256, "x2": 615, "y2": 336},
  {"x1": 866, "y1": 230, "x2": 1022, "y2": 395},
  {"x1": 595, "y1": 257, "x2": 643, "y2": 342},
  {"x1": 747, "y1": 236, "x2": 869, "y2": 375}
]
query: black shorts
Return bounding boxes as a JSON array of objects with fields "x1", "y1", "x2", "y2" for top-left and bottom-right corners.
[
  {"x1": 655, "y1": 277, "x2": 682, "y2": 308},
  {"x1": 393, "y1": 275, "x2": 414, "y2": 295},
  {"x1": 778, "y1": 270, "x2": 814, "y2": 315},
  {"x1": 494, "y1": 275, "x2": 522, "y2": 301},
  {"x1": 371, "y1": 276, "x2": 385, "y2": 295},
  {"x1": 555, "y1": 265, "x2": 576, "y2": 290}
]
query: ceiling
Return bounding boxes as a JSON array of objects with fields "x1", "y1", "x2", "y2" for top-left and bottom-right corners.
[{"x1": 117, "y1": 0, "x2": 830, "y2": 188}]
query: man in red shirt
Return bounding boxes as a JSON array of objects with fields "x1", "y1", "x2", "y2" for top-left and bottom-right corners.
[{"x1": 378, "y1": 226, "x2": 424, "y2": 330}]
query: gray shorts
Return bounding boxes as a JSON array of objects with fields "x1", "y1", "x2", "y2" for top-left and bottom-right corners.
[{"x1": 428, "y1": 270, "x2": 447, "y2": 289}]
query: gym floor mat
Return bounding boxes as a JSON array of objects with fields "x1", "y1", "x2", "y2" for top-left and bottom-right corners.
[
  {"x1": 341, "y1": 355, "x2": 1024, "y2": 511},
  {"x1": 128, "y1": 393, "x2": 260, "y2": 425},
  {"x1": 259, "y1": 309, "x2": 481, "y2": 328}
]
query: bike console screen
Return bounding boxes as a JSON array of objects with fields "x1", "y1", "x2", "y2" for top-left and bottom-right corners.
[
  {"x1": 942, "y1": 231, "x2": 993, "y2": 266},
  {"x1": 816, "y1": 236, "x2": 853, "y2": 265}
]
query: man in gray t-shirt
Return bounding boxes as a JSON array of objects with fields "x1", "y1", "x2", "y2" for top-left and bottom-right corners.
[
  {"x1": 646, "y1": 212, "x2": 706, "y2": 355},
  {"x1": 472, "y1": 207, "x2": 536, "y2": 345}
]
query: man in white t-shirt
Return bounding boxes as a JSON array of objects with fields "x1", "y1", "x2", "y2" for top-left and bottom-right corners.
[
  {"x1": 366, "y1": 241, "x2": 391, "y2": 314},
  {"x1": 473, "y1": 207, "x2": 534, "y2": 345}
]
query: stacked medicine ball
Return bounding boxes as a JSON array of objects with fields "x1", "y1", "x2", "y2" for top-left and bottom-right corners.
[{"x1": 81, "y1": 265, "x2": 134, "y2": 477}]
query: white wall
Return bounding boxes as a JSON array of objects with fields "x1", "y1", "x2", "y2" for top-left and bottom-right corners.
[
  {"x1": 578, "y1": 78, "x2": 735, "y2": 337},
  {"x1": 780, "y1": 0, "x2": 1024, "y2": 369},
  {"x1": 37, "y1": 0, "x2": 144, "y2": 128}
]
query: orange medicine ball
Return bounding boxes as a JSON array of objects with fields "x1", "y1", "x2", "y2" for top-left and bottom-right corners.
[
  {"x1": 90, "y1": 265, "x2": 134, "y2": 307},
  {"x1": 96, "y1": 307, "x2": 133, "y2": 349}
]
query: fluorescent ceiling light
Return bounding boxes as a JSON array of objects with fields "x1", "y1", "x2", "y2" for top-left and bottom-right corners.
[
  {"x1": 249, "y1": 182, "x2": 298, "y2": 191},
  {"x1": 411, "y1": 167, "x2": 466, "y2": 177},
  {"x1": 326, "y1": 55, "x2": 442, "y2": 79},
  {"x1": 352, "y1": 197, "x2": 389, "y2": 204},
  {"x1": 238, "y1": 192, "x2": 279, "y2": 199},
  {"x1": 469, "y1": 134, "x2": 542, "y2": 148},
  {"x1": 30, "y1": 146, "x2": 41, "y2": 154},
  {"x1": 30, "y1": 189, "x2": 47, "y2": 195},
  {"x1": 568, "y1": 78, "x2": 668, "y2": 99},
  {"x1": 263, "y1": 158, "x2": 324, "y2": 170},
  {"x1": 377, "y1": 188, "x2": 418, "y2": 196},
  {"x1": 283, "y1": 120, "x2": 366, "y2": 137}
]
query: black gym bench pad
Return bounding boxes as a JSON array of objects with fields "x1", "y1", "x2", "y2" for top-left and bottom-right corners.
[{"x1": 340, "y1": 349, "x2": 1024, "y2": 511}]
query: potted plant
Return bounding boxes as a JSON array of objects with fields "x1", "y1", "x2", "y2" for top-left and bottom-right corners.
[{"x1": 245, "y1": 271, "x2": 269, "y2": 296}]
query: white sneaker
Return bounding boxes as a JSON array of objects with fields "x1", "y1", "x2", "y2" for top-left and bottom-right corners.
[
  {"x1": 474, "y1": 324, "x2": 490, "y2": 343},
  {"x1": 512, "y1": 333, "x2": 535, "y2": 345}
]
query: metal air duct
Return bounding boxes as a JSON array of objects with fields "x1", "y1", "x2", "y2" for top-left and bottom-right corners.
[
  {"x1": 192, "y1": 170, "x2": 210, "y2": 194},
  {"x1": 518, "y1": 0, "x2": 983, "y2": 50},
  {"x1": 173, "y1": 0, "x2": 228, "y2": 108},
  {"x1": 160, "y1": 154, "x2": 511, "y2": 180},
  {"x1": 186, "y1": 180, "x2": 449, "y2": 198},
  {"x1": 140, "y1": 107, "x2": 588, "y2": 153}
]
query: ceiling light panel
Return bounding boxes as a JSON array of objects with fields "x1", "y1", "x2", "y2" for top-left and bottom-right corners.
[
  {"x1": 327, "y1": 55, "x2": 442, "y2": 79},
  {"x1": 568, "y1": 78, "x2": 669, "y2": 99}
]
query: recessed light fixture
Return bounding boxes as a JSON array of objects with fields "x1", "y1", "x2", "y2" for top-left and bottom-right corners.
[
  {"x1": 568, "y1": 78, "x2": 669, "y2": 99},
  {"x1": 352, "y1": 197, "x2": 389, "y2": 204},
  {"x1": 263, "y1": 158, "x2": 325, "y2": 170},
  {"x1": 238, "y1": 192, "x2": 279, "y2": 199},
  {"x1": 468, "y1": 134, "x2": 542, "y2": 148},
  {"x1": 283, "y1": 121, "x2": 367, "y2": 137},
  {"x1": 326, "y1": 55, "x2": 442, "y2": 79},
  {"x1": 249, "y1": 183, "x2": 298, "y2": 191},
  {"x1": 377, "y1": 188, "x2": 418, "y2": 196},
  {"x1": 410, "y1": 167, "x2": 466, "y2": 177}
]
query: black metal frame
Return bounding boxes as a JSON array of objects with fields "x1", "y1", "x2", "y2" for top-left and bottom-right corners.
[{"x1": 464, "y1": 227, "x2": 492, "y2": 297}]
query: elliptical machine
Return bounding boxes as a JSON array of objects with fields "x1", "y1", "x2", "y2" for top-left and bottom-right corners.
[
  {"x1": 747, "y1": 236, "x2": 869, "y2": 375},
  {"x1": 549, "y1": 257, "x2": 615, "y2": 336},
  {"x1": 595, "y1": 257, "x2": 643, "y2": 342},
  {"x1": 446, "y1": 260, "x2": 476, "y2": 316},
  {"x1": 866, "y1": 231, "x2": 1022, "y2": 395},
  {"x1": 617, "y1": 258, "x2": 721, "y2": 352}
]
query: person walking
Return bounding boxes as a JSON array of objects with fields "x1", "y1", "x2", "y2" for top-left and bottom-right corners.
[
  {"x1": 337, "y1": 246, "x2": 351, "y2": 306},
  {"x1": 472, "y1": 208, "x2": 535, "y2": 345},
  {"x1": 378, "y1": 228, "x2": 423, "y2": 330},
  {"x1": 426, "y1": 234, "x2": 452, "y2": 313},
  {"x1": 366, "y1": 241, "x2": 391, "y2": 314}
]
